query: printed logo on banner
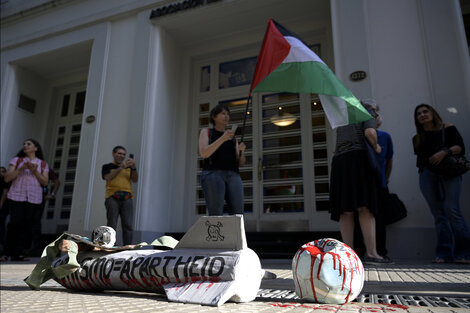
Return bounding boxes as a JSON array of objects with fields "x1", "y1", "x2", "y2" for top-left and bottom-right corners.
[{"x1": 205, "y1": 221, "x2": 224, "y2": 242}]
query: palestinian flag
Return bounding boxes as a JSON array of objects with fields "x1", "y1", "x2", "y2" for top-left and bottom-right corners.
[{"x1": 250, "y1": 19, "x2": 372, "y2": 128}]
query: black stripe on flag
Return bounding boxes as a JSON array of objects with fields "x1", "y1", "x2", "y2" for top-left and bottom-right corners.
[{"x1": 272, "y1": 19, "x2": 309, "y2": 47}]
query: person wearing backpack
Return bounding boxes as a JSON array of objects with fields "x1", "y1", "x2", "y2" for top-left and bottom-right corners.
[{"x1": 1, "y1": 139, "x2": 49, "y2": 261}]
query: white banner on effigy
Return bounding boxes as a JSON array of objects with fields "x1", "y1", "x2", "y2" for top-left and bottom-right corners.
[{"x1": 51, "y1": 215, "x2": 263, "y2": 306}]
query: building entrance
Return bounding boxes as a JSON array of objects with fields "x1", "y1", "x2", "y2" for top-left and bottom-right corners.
[
  {"x1": 42, "y1": 86, "x2": 85, "y2": 234},
  {"x1": 193, "y1": 53, "x2": 333, "y2": 232}
]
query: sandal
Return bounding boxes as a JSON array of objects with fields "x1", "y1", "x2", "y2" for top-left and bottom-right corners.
[
  {"x1": 363, "y1": 256, "x2": 393, "y2": 265},
  {"x1": 432, "y1": 257, "x2": 449, "y2": 264}
]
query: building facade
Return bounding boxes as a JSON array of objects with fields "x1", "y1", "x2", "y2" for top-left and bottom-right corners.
[{"x1": 1, "y1": 0, "x2": 469, "y2": 259}]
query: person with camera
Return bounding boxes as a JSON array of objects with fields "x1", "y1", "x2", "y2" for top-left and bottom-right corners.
[
  {"x1": 102, "y1": 146, "x2": 137, "y2": 246},
  {"x1": 2, "y1": 139, "x2": 49, "y2": 261}
]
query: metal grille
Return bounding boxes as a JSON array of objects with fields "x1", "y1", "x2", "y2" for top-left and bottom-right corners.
[
  {"x1": 357, "y1": 294, "x2": 470, "y2": 308},
  {"x1": 257, "y1": 289, "x2": 470, "y2": 308}
]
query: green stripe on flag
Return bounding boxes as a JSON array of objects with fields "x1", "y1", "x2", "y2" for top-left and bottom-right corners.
[{"x1": 253, "y1": 61, "x2": 372, "y2": 126}]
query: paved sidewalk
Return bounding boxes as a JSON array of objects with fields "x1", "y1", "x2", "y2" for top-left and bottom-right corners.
[{"x1": 1, "y1": 258, "x2": 469, "y2": 313}]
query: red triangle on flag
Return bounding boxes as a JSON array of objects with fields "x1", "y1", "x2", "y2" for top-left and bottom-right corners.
[{"x1": 249, "y1": 18, "x2": 291, "y2": 96}]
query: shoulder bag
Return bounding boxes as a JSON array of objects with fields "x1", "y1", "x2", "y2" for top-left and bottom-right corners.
[
  {"x1": 381, "y1": 188, "x2": 407, "y2": 225},
  {"x1": 430, "y1": 127, "x2": 470, "y2": 178}
]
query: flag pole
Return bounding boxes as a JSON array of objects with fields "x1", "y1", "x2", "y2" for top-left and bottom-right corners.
[{"x1": 240, "y1": 95, "x2": 252, "y2": 144}]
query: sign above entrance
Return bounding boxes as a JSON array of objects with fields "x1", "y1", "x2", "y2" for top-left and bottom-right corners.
[
  {"x1": 349, "y1": 71, "x2": 367, "y2": 81},
  {"x1": 150, "y1": 0, "x2": 221, "y2": 19}
]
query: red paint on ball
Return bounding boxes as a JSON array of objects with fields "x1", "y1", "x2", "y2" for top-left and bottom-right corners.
[{"x1": 292, "y1": 238, "x2": 364, "y2": 304}]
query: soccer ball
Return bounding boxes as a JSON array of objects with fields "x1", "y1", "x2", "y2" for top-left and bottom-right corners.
[{"x1": 292, "y1": 238, "x2": 364, "y2": 304}]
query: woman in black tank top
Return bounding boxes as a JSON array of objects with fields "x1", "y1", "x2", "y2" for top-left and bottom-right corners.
[
  {"x1": 198, "y1": 104, "x2": 246, "y2": 216},
  {"x1": 413, "y1": 104, "x2": 470, "y2": 264}
]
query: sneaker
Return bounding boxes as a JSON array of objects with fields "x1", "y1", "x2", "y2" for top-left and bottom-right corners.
[{"x1": 363, "y1": 256, "x2": 393, "y2": 265}]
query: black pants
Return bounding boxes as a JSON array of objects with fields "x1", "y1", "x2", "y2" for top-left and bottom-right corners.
[
  {"x1": 0, "y1": 200, "x2": 9, "y2": 249},
  {"x1": 5, "y1": 200, "x2": 41, "y2": 258},
  {"x1": 105, "y1": 197, "x2": 134, "y2": 245},
  {"x1": 353, "y1": 188, "x2": 388, "y2": 258},
  {"x1": 30, "y1": 200, "x2": 46, "y2": 250}
]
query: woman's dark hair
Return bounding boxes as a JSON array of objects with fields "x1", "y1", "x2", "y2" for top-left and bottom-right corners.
[
  {"x1": 16, "y1": 138, "x2": 45, "y2": 160},
  {"x1": 209, "y1": 104, "x2": 230, "y2": 125},
  {"x1": 412, "y1": 104, "x2": 443, "y2": 151},
  {"x1": 414, "y1": 103, "x2": 443, "y2": 135}
]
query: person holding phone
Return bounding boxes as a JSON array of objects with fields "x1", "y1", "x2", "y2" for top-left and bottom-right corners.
[
  {"x1": 101, "y1": 146, "x2": 137, "y2": 245},
  {"x1": 2, "y1": 139, "x2": 49, "y2": 261},
  {"x1": 198, "y1": 104, "x2": 246, "y2": 216}
]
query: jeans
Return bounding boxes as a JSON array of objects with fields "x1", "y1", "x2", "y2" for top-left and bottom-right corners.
[
  {"x1": 200, "y1": 170, "x2": 244, "y2": 216},
  {"x1": 105, "y1": 197, "x2": 134, "y2": 245},
  {"x1": 419, "y1": 167, "x2": 470, "y2": 260}
]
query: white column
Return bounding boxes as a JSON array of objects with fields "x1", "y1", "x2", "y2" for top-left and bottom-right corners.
[{"x1": 330, "y1": 0, "x2": 373, "y2": 99}]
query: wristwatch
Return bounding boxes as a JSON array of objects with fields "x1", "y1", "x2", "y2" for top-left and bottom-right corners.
[{"x1": 442, "y1": 147, "x2": 452, "y2": 156}]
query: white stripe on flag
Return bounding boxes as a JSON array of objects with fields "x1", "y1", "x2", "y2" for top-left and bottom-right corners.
[
  {"x1": 319, "y1": 95, "x2": 349, "y2": 129},
  {"x1": 283, "y1": 36, "x2": 324, "y2": 64}
]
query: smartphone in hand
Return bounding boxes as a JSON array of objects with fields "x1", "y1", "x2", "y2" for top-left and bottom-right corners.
[{"x1": 127, "y1": 154, "x2": 135, "y2": 169}]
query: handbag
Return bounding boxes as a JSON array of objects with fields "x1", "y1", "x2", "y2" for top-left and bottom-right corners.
[
  {"x1": 430, "y1": 127, "x2": 470, "y2": 178},
  {"x1": 381, "y1": 189, "x2": 407, "y2": 225}
]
